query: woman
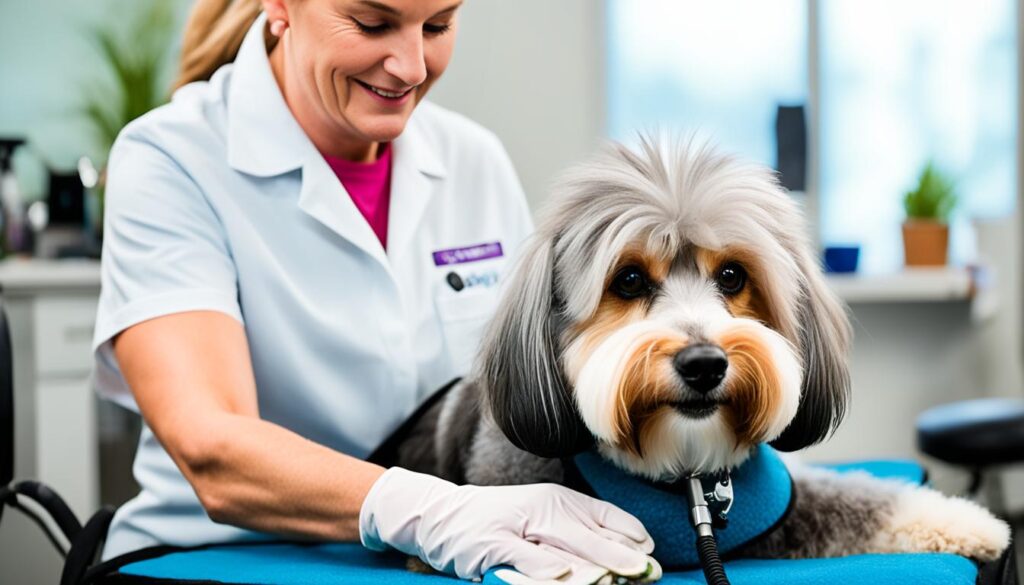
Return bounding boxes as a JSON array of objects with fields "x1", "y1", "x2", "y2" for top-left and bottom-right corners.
[{"x1": 91, "y1": 0, "x2": 655, "y2": 582}]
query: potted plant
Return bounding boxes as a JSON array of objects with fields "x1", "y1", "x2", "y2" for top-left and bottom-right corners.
[
  {"x1": 902, "y1": 161, "x2": 957, "y2": 266},
  {"x1": 78, "y1": 1, "x2": 177, "y2": 236}
]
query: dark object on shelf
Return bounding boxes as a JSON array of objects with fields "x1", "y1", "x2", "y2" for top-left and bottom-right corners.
[
  {"x1": 0, "y1": 137, "x2": 29, "y2": 255},
  {"x1": 35, "y1": 170, "x2": 101, "y2": 259},
  {"x1": 48, "y1": 171, "x2": 86, "y2": 227},
  {"x1": 775, "y1": 105, "x2": 807, "y2": 192},
  {"x1": 823, "y1": 246, "x2": 860, "y2": 273},
  {"x1": 0, "y1": 138, "x2": 26, "y2": 184}
]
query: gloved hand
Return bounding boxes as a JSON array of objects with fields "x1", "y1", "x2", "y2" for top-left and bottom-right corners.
[
  {"x1": 359, "y1": 467, "x2": 658, "y2": 582},
  {"x1": 493, "y1": 543, "x2": 662, "y2": 585}
]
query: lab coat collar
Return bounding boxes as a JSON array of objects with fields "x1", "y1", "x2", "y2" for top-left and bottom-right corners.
[
  {"x1": 387, "y1": 116, "x2": 446, "y2": 258},
  {"x1": 227, "y1": 13, "x2": 308, "y2": 177},
  {"x1": 226, "y1": 12, "x2": 448, "y2": 182},
  {"x1": 295, "y1": 110, "x2": 446, "y2": 273}
]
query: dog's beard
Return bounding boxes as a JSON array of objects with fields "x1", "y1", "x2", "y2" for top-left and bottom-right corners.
[{"x1": 567, "y1": 318, "x2": 802, "y2": 481}]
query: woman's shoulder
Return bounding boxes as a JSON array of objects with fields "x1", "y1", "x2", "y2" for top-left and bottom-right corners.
[{"x1": 112, "y1": 66, "x2": 234, "y2": 168}]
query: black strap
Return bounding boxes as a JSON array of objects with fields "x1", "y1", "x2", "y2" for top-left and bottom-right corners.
[
  {"x1": 62, "y1": 506, "x2": 116, "y2": 585},
  {"x1": 366, "y1": 377, "x2": 461, "y2": 467},
  {"x1": 1, "y1": 295, "x2": 14, "y2": 488},
  {"x1": 9, "y1": 479, "x2": 83, "y2": 541},
  {"x1": 84, "y1": 540, "x2": 298, "y2": 584}
]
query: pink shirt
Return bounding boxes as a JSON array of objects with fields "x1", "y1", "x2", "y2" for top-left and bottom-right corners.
[{"x1": 322, "y1": 143, "x2": 392, "y2": 249}]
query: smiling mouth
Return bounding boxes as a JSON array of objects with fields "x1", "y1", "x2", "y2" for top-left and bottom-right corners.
[
  {"x1": 671, "y1": 399, "x2": 724, "y2": 419},
  {"x1": 355, "y1": 79, "x2": 413, "y2": 99}
]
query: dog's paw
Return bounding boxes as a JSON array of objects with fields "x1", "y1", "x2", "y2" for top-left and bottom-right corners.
[
  {"x1": 880, "y1": 487, "x2": 1011, "y2": 561},
  {"x1": 406, "y1": 556, "x2": 437, "y2": 574}
]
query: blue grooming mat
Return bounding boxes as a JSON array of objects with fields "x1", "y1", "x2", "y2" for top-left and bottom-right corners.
[
  {"x1": 116, "y1": 542, "x2": 457, "y2": 584},
  {"x1": 111, "y1": 455, "x2": 973, "y2": 585},
  {"x1": 485, "y1": 553, "x2": 977, "y2": 584},
  {"x1": 818, "y1": 459, "x2": 928, "y2": 485},
  {"x1": 113, "y1": 542, "x2": 978, "y2": 584}
]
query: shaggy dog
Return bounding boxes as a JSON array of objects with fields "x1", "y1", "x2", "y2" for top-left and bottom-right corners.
[{"x1": 393, "y1": 137, "x2": 1010, "y2": 578}]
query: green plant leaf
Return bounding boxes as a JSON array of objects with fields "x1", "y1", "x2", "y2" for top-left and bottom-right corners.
[
  {"x1": 76, "y1": 0, "x2": 177, "y2": 164},
  {"x1": 903, "y1": 160, "x2": 958, "y2": 222}
]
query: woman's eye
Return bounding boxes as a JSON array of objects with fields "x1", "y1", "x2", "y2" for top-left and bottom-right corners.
[
  {"x1": 715, "y1": 262, "x2": 747, "y2": 296},
  {"x1": 353, "y1": 18, "x2": 390, "y2": 35},
  {"x1": 424, "y1": 22, "x2": 452, "y2": 35},
  {"x1": 611, "y1": 266, "x2": 652, "y2": 300}
]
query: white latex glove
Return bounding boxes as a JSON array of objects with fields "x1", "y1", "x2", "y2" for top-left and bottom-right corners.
[
  {"x1": 359, "y1": 467, "x2": 657, "y2": 582},
  {"x1": 494, "y1": 543, "x2": 662, "y2": 585}
]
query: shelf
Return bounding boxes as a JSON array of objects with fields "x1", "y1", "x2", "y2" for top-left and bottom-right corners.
[
  {"x1": 825, "y1": 266, "x2": 976, "y2": 303},
  {"x1": 0, "y1": 258, "x2": 983, "y2": 305},
  {"x1": 0, "y1": 258, "x2": 101, "y2": 296}
]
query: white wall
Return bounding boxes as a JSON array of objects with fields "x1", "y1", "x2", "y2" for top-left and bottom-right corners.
[{"x1": 429, "y1": 0, "x2": 606, "y2": 210}]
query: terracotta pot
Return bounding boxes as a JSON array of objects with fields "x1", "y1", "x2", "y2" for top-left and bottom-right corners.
[{"x1": 902, "y1": 220, "x2": 949, "y2": 266}]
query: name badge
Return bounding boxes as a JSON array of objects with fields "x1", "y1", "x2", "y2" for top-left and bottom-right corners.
[{"x1": 432, "y1": 241, "x2": 503, "y2": 266}]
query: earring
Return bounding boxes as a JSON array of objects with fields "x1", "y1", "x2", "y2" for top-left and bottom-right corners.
[{"x1": 270, "y1": 19, "x2": 288, "y2": 37}]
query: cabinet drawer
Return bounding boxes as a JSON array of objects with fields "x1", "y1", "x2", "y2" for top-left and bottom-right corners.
[{"x1": 33, "y1": 296, "x2": 98, "y2": 377}]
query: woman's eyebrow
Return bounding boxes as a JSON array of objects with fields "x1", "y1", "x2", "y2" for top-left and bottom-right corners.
[
  {"x1": 356, "y1": 1, "x2": 400, "y2": 16},
  {"x1": 431, "y1": 2, "x2": 463, "y2": 18},
  {"x1": 355, "y1": 0, "x2": 463, "y2": 18}
]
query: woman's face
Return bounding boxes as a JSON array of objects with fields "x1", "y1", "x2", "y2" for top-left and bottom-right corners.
[{"x1": 266, "y1": 0, "x2": 460, "y2": 157}]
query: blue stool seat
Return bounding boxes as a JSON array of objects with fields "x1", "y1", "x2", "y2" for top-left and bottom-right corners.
[
  {"x1": 104, "y1": 457, "x2": 992, "y2": 585},
  {"x1": 917, "y1": 398, "x2": 1024, "y2": 467}
]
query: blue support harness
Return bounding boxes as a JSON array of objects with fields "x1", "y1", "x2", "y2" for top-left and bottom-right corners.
[{"x1": 570, "y1": 444, "x2": 792, "y2": 570}]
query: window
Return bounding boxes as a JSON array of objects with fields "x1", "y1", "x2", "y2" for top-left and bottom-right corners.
[
  {"x1": 607, "y1": 0, "x2": 807, "y2": 166},
  {"x1": 607, "y1": 0, "x2": 1017, "y2": 273},
  {"x1": 819, "y1": 0, "x2": 1016, "y2": 272}
]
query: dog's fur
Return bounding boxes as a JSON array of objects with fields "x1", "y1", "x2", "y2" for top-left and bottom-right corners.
[{"x1": 395, "y1": 137, "x2": 1010, "y2": 564}]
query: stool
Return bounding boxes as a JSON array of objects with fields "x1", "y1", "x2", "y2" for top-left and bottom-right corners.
[{"x1": 917, "y1": 397, "x2": 1024, "y2": 513}]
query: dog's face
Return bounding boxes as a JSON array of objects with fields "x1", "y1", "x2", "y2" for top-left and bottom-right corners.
[{"x1": 479, "y1": 138, "x2": 851, "y2": 481}]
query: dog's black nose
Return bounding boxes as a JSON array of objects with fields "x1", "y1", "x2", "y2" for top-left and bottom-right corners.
[{"x1": 673, "y1": 344, "x2": 728, "y2": 394}]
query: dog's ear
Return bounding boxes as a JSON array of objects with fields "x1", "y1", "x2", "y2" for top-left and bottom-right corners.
[
  {"x1": 478, "y1": 236, "x2": 594, "y2": 458},
  {"x1": 770, "y1": 252, "x2": 851, "y2": 452}
]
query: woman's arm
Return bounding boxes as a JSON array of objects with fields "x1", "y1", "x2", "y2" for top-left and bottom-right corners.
[
  {"x1": 113, "y1": 310, "x2": 384, "y2": 541},
  {"x1": 115, "y1": 310, "x2": 658, "y2": 582}
]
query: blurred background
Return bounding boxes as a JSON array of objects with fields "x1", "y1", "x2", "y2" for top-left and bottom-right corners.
[{"x1": 0, "y1": 0, "x2": 1022, "y2": 581}]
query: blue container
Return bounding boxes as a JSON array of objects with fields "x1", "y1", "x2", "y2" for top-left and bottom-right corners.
[{"x1": 823, "y1": 245, "x2": 860, "y2": 273}]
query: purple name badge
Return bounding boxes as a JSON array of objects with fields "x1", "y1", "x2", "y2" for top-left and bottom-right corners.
[{"x1": 433, "y1": 241, "x2": 503, "y2": 266}]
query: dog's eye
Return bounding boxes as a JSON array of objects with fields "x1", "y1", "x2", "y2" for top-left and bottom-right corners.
[
  {"x1": 716, "y1": 262, "x2": 747, "y2": 296},
  {"x1": 611, "y1": 266, "x2": 652, "y2": 299}
]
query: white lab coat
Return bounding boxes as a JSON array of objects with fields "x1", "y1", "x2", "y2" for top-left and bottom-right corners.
[{"x1": 92, "y1": 13, "x2": 533, "y2": 559}]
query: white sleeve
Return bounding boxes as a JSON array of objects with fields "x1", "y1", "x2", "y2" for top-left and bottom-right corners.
[{"x1": 91, "y1": 132, "x2": 242, "y2": 407}]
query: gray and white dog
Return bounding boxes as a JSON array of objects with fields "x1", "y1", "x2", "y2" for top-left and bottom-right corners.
[{"x1": 396, "y1": 137, "x2": 1010, "y2": 564}]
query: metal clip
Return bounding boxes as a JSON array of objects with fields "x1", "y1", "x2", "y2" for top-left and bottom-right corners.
[{"x1": 701, "y1": 472, "x2": 733, "y2": 528}]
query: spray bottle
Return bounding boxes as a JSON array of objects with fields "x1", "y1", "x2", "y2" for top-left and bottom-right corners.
[{"x1": 0, "y1": 138, "x2": 27, "y2": 256}]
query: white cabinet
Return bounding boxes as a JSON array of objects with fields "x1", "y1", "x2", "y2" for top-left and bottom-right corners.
[
  {"x1": 0, "y1": 259, "x2": 102, "y2": 584},
  {"x1": 34, "y1": 296, "x2": 99, "y2": 378}
]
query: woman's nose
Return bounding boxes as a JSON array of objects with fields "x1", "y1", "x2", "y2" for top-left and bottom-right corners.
[{"x1": 383, "y1": 29, "x2": 428, "y2": 87}]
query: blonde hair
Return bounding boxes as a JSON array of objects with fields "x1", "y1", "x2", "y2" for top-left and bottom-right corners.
[{"x1": 174, "y1": 0, "x2": 268, "y2": 91}]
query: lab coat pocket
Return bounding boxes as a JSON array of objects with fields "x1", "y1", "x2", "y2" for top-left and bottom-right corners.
[{"x1": 436, "y1": 290, "x2": 500, "y2": 376}]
